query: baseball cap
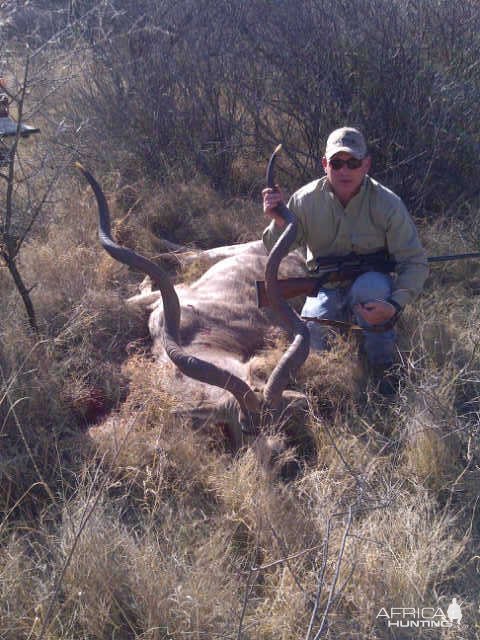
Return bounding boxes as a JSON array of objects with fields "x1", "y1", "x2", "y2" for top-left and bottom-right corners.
[{"x1": 325, "y1": 127, "x2": 367, "y2": 160}]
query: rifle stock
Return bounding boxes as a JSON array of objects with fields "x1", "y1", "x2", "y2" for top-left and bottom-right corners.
[
  {"x1": 256, "y1": 277, "x2": 318, "y2": 309},
  {"x1": 255, "y1": 267, "x2": 374, "y2": 308}
]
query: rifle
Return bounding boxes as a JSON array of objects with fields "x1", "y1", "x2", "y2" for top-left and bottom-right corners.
[{"x1": 256, "y1": 251, "x2": 480, "y2": 309}]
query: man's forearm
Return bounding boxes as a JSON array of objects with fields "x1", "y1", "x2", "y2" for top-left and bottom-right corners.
[{"x1": 390, "y1": 259, "x2": 429, "y2": 308}]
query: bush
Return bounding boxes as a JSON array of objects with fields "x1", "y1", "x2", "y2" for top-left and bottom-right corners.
[{"x1": 44, "y1": 0, "x2": 480, "y2": 214}]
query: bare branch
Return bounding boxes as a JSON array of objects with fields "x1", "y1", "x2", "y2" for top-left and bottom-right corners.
[
  {"x1": 4, "y1": 56, "x2": 30, "y2": 243},
  {"x1": 312, "y1": 506, "x2": 353, "y2": 640},
  {"x1": 36, "y1": 410, "x2": 143, "y2": 640},
  {"x1": 305, "y1": 518, "x2": 331, "y2": 640}
]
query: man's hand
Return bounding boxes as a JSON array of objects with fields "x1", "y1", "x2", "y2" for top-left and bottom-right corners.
[
  {"x1": 353, "y1": 299, "x2": 397, "y2": 326},
  {"x1": 262, "y1": 186, "x2": 287, "y2": 229}
]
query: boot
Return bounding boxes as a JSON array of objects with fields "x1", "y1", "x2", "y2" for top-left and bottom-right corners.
[{"x1": 370, "y1": 362, "x2": 399, "y2": 397}]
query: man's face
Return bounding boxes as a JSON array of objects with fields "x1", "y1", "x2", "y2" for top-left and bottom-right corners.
[{"x1": 322, "y1": 152, "x2": 371, "y2": 206}]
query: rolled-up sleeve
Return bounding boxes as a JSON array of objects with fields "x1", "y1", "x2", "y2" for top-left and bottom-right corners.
[{"x1": 386, "y1": 201, "x2": 429, "y2": 308}]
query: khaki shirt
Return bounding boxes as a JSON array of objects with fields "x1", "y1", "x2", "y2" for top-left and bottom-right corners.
[{"x1": 262, "y1": 175, "x2": 429, "y2": 308}]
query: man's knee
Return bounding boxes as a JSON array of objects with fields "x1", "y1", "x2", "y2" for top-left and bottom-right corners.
[{"x1": 348, "y1": 271, "x2": 392, "y2": 306}]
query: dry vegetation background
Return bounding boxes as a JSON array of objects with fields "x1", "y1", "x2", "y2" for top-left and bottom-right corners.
[{"x1": 1, "y1": 1, "x2": 480, "y2": 638}]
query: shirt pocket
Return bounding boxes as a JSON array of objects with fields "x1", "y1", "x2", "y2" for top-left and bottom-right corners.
[{"x1": 350, "y1": 232, "x2": 385, "y2": 253}]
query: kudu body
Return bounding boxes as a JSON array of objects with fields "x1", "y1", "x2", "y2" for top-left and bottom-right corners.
[{"x1": 78, "y1": 151, "x2": 310, "y2": 449}]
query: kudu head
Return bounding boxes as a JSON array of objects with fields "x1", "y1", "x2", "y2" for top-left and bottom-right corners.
[{"x1": 76, "y1": 147, "x2": 310, "y2": 441}]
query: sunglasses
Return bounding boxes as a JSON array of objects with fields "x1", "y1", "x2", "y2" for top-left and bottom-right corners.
[{"x1": 329, "y1": 157, "x2": 363, "y2": 170}]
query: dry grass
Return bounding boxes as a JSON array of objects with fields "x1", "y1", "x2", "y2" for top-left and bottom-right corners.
[
  {"x1": 1, "y1": 169, "x2": 479, "y2": 639},
  {"x1": 110, "y1": 176, "x2": 263, "y2": 256}
]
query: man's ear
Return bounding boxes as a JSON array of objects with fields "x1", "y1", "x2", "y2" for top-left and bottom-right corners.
[
  {"x1": 322, "y1": 156, "x2": 328, "y2": 172},
  {"x1": 363, "y1": 155, "x2": 372, "y2": 172}
]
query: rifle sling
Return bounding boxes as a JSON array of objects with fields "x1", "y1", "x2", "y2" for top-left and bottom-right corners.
[
  {"x1": 303, "y1": 313, "x2": 400, "y2": 333},
  {"x1": 301, "y1": 317, "x2": 363, "y2": 332}
]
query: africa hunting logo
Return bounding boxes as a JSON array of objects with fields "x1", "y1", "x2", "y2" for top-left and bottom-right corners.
[{"x1": 377, "y1": 598, "x2": 462, "y2": 629}]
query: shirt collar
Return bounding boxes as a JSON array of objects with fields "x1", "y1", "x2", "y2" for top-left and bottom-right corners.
[{"x1": 324, "y1": 175, "x2": 370, "y2": 210}]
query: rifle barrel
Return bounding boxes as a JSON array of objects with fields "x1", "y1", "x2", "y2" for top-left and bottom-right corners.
[
  {"x1": 427, "y1": 252, "x2": 480, "y2": 263},
  {"x1": 256, "y1": 251, "x2": 480, "y2": 309}
]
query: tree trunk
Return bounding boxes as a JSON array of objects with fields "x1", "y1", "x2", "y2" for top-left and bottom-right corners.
[{"x1": 2, "y1": 253, "x2": 38, "y2": 334}]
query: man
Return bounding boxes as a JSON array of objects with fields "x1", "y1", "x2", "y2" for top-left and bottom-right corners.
[{"x1": 262, "y1": 126, "x2": 429, "y2": 393}]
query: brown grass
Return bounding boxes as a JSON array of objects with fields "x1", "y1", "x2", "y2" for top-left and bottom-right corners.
[{"x1": 0, "y1": 170, "x2": 479, "y2": 639}]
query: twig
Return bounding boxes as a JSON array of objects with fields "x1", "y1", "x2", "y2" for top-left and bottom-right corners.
[
  {"x1": 321, "y1": 419, "x2": 369, "y2": 494},
  {"x1": 249, "y1": 530, "x2": 382, "y2": 574},
  {"x1": 36, "y1": 410, "x2": 142, "y2": 640},
  {"x1": 312, "y1": 505, "x2": 353, "y2": 640},
  {"x1": 16, "y1": 156, "x2": 72, "y2": 255},
  {"x1": 236, "y1": 564, "x2": 258, "y2": 640},
  {"x1": 2, "y1": 387, "x2": 56, "y2": 503},
  {"x1": 268, "y1": 521, "x2": 306, "y2": 594},
  {"x1": 0, "y1": 345, "x2": 55, "y2": 508},
  {"x1": 4, "y1": 56, "x2": 30, "y2": 240},
  {"x1": 30, "y1": 3, "x2": 105, "y2": 59},
  {"x1": 251, "y1": 543, "x2": 323, "y2": 572},
  {"x1": 236, "y1": 492, "x2": 264, "y2": 640},
  {"x1": 305, "y1": 518, "x2": 331, "y2": 640},
  {"x1": 0, "y1": 339, "x2": 47, "y2": 410},
  {"x1": 0, "y1": 482, "x2": 47, "y2": 538},
  {"x1": 329, "y1": 559, "x2": 357, "y2": 609}
]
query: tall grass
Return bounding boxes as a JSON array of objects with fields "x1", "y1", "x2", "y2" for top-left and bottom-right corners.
[
  {"x1": 1, "y1": 2, "x2": 480, "y2": 636},
  {"x1": 0, "y1": 171, "x2": 479, "y2": 638}
]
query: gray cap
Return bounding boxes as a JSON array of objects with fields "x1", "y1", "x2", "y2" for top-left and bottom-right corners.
[{"x1": 325, "y1": 127, "x2": 367, "y2": 160}]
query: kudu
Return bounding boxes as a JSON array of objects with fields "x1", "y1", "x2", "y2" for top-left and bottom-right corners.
[{"x1": 77, "y1": 148, "x2": 311, "y2": 449}]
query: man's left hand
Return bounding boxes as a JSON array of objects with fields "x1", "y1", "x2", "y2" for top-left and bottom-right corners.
[{"x1": 353, "y1": 300, "x2": 397, "y2": 326}]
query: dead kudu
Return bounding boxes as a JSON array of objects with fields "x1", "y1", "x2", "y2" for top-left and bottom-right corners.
[{"x1": 77, "y1": 150, "x2": 311, "y2": 453}]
